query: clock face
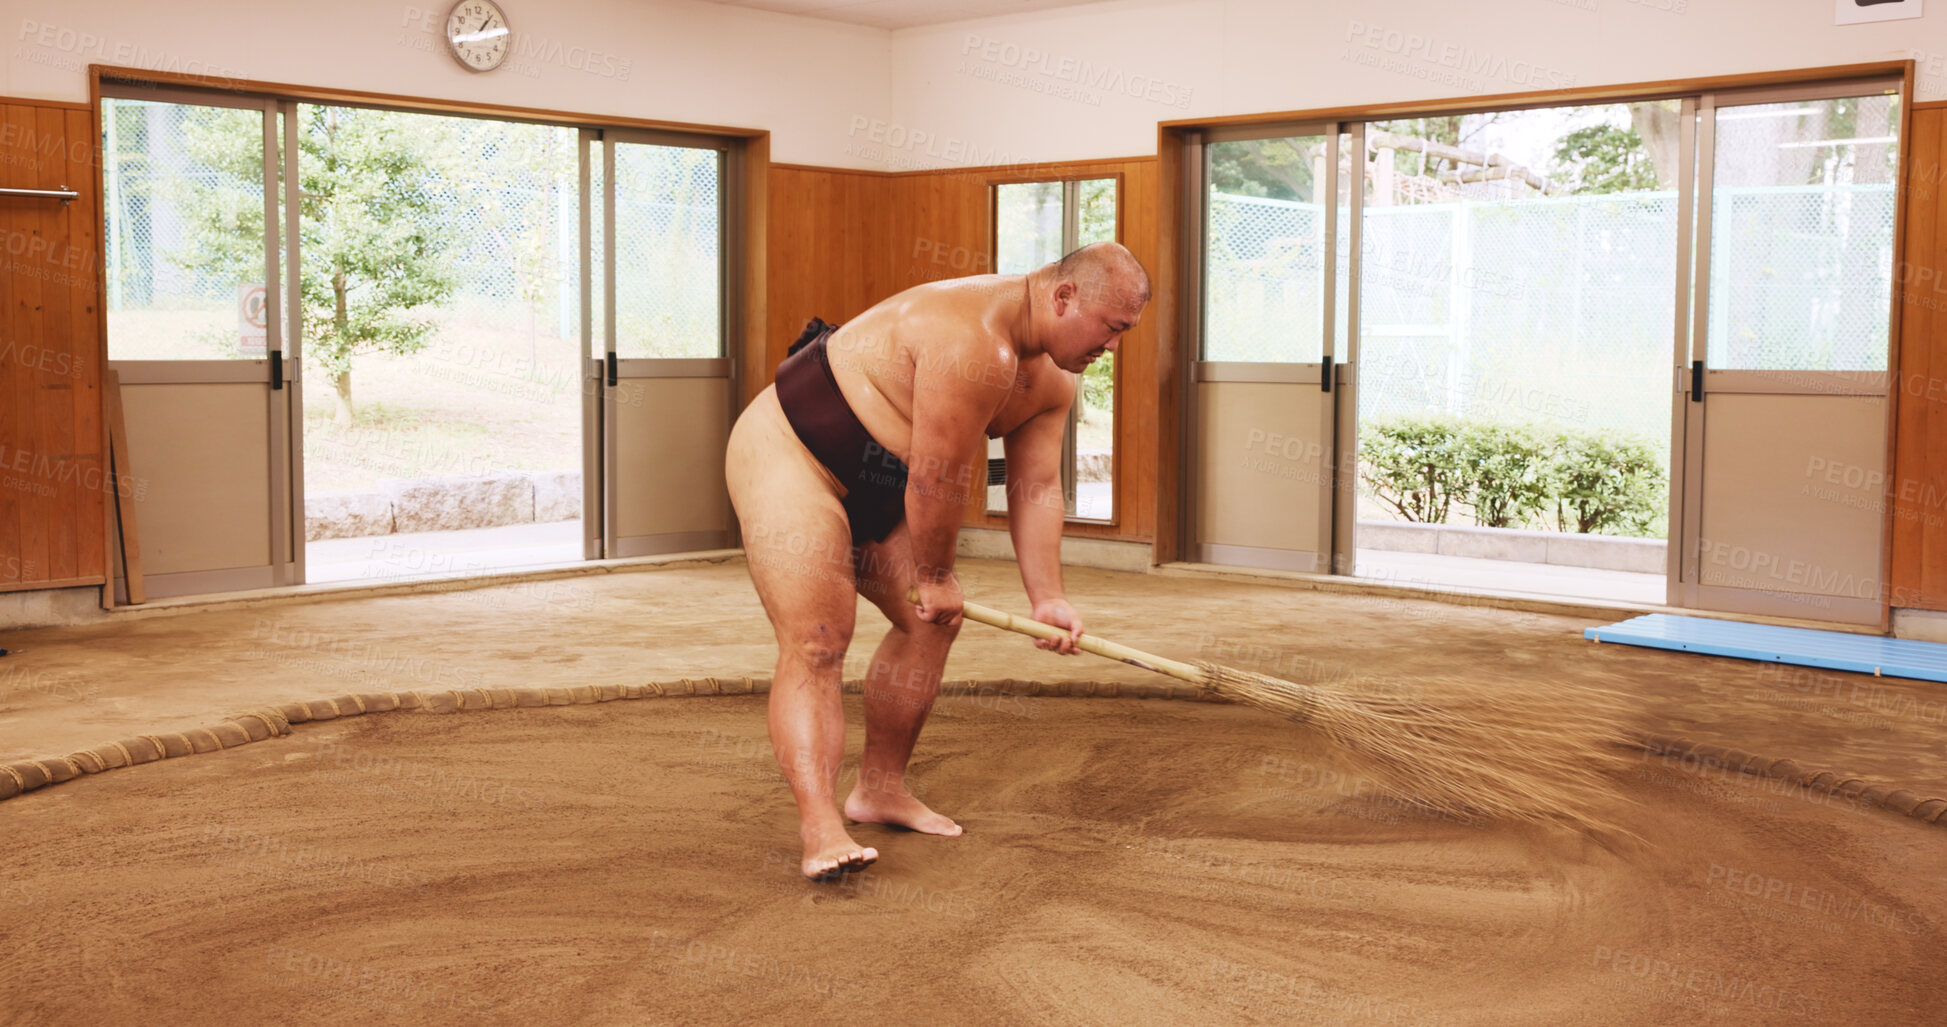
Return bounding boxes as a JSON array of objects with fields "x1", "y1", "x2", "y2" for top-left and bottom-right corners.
[{"x1": 445, "y1": 1, "x2": 510, "y2": 72}]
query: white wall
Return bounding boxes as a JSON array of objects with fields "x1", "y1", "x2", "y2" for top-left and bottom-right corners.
[
  {"x1": 2, "y1": 0, "x2": 890, "y2": 166},
  {"x1": 2, "y1": 0, "x2": 1939, "y2": 168},
  {"x1": 884, "y1": 0, "x2": 1946, "y2": 169}
]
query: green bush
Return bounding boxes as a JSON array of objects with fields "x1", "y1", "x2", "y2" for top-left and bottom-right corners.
[
  {"x1": 1081, "y1": 354, "x2": 1114, "y2": 413},
  {"x1": 1358, "y1": 416, "x2": 1667, "y2": 536},
  {"x1": 1358, "y1": 415, "x2": 1467, "y2": 523},
  {"x1": 1549, "y1": 431, "x2": 1667, "y2": 536},
  {"x1": 1457, "y1": 422, "x2": 1552, "y2": 528}
]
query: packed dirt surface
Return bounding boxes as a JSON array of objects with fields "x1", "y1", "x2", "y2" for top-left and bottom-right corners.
[{"x1": 2, "y1": 559, "x2": 1943, "y2": 1025}]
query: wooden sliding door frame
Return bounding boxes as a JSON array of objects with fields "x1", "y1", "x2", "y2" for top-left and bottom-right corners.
[
  {"x1": 1154, "y1": 60, "x2": 1916, "y2": 608},
  {"x1": 84, "y1": 64, "x2": 768, "y2": 598}
]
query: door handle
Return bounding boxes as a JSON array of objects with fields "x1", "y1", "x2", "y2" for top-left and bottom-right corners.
[
  {"x1": 1690, "y1": 359, "x2": 1703, "y2": 403},
  {"x1": 606, "y1": 352, "x2": 618, "y2": 388},
  {"x1": 1321, "y1": 354, "x2": 1333, "y2": 393},
  {"x1": 270, "y1": 350, "x2": 283, "y2": 391}
]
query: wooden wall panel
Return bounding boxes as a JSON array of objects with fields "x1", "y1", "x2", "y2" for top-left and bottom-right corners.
[
  {"x1": 0, "y1": 99, "x2": 105, "y2": 592},
  {"x1": 766, "y1": 158, "x2": 1163, "y2": 548},
  {"x1": 1893, "y1": 105, "x2": 1946, "y2": 610},
  {"x1": 765, "y1": 102, "x2": 1947, "y2": 577},
  {"x1": 762, "y1": 164, "x2": 891, "y2": 393},
  {"x1": 881, "y1": 158, "x2": 1162, "y2": 545}
]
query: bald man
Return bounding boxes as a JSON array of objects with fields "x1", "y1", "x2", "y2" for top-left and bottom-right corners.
[{"x1": 725, "y1": 242, "x2": 1151, "y2": 879}]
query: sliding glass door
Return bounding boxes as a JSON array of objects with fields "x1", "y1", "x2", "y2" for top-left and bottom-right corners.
[
  {"x1": 1182, "y1": 76, "x2": 1905, "y2": 623},
  {"x1": 1185, "y1": 124, "x2": 1359, "y2": 573},
  {"x1": 1672, "y1": 83, "x2": 1902, "y2": 623},
  {"x1": 101, "y1": 89, "x2": 302, "y2": 599},
  {"x1": 583, "y1": 128, "x2": 738, "y2": 559}
]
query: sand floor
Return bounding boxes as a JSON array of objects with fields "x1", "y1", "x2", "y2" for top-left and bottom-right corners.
[{"x1": 1, "y1": 558, "x2": 1942, "y2": 1025}]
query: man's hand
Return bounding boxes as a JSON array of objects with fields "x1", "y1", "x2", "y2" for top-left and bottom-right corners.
[
  {"x1": 1030, "y1": 598, "x2": 1083, "y2": 655},
  {"x1": 912, "y1": 574, "x2": 964, "y2": 627}
]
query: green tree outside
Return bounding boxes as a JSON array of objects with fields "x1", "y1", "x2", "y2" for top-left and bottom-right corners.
[{"x1": 176, "y1": 105, "x2": 458, "y2": 424}]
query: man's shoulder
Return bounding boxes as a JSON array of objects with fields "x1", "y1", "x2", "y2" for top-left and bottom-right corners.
[{"x1": 1012, "y1": 354, "x2": 1076, "y2": 413}]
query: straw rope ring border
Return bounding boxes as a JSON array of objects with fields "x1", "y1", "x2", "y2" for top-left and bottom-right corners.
[{"x1": 0, "y1": 678, "x2": 1939, "y2": 828}]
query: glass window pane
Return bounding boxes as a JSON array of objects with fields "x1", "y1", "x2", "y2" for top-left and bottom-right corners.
[
  {"x1": 104, "y1": 99, "x2": 268, "y2": 360},
  {"x1": 612, "y1": 142, "x2": 721, "y2": 359},
  {"x1": 1707, "y1": 94, "x2": 1899, "y2": 371},
  {"x1": 589, "y1": 138, "x2": 605, "y2": 360},
  {"x1": 1359, "y1": 106, "x2": 1678, "y2": 451},
  {"x1": 990, "y1": 178, "x2": 1118, "y2": 522},
  {"x1": 1356, "y1": 105, "x2": 1679, "y2": 537},
  {"x1": 1204, "y1": 135, "x2": 1328, "y2": 362},
  {"x1": 1076, "y1": 178, "x2": 1117, "y2": 246},
  {"x1": 995, "y1": 182, "x2": 1064, "y2": 273}
]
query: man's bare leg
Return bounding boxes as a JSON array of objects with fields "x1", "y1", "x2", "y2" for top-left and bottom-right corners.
[
  {"x1": 726, "y1": 387, "x2": 878, "y2": 879},
  {"x1": 844, "y1": 523, "x2": 964, "y2": 836}
]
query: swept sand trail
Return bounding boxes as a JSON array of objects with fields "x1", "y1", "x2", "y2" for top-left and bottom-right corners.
[{"x1": 2, "y1": 560, "x2": 1941, "y2": 1025}]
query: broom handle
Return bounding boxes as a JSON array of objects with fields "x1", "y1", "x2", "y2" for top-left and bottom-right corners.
[{"x1": 906, "y1": 588, "x2": 1202, "y2": 684}]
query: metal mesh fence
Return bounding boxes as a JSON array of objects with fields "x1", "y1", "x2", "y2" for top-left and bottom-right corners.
[
  {"x1": 612, "y1": 144, "x2": 721, "y2": 359},
  {"x1": 1204, "y1": 192, "x2": 1325, "y2": 362},
  {"x1": 1359, "y1": 191, "x2": 1676, "y2": 443},
  {"x1": 1708, "y1": 184, "x2": 1896, "y2": 373},
  {"x1": 1207, "y1": 183, "x2": 1894, "y2": 444},
  {"x1": 103, "y1": 101, "x2": 261, "y2": 318},
  {"x1": 102, "y1": 103, "x2": 723, "y2": 360}
]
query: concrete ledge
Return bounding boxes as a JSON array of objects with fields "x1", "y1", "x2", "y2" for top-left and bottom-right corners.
[
  {"x1": 1077, "y1": 450, "x2": 1111, "y2": 484},
  {"x1": 384, "y1": 472, "x2": 533, "y2": 534},
  {"x1": 1892, "y1": 608, "x2": 1947, "y2": 644},
  {"x1": 532, "y1": 471, "x2": 581, "y2": 522},
  {"x1": 955, "y1": 526, "x2": 1152, "y2": 574},
  {"x1": 306, "y1": 470, "x2": 581, "y2": 542},
  {"x1": 306, "y1": 491, "x2": 394, "y2": 542},
  {"x1": 0, "y1": 586, "x2": 102, "y2": 632},
  {"x1": 1358, "y1": 520, "x2": 1665, "y2": 574}
]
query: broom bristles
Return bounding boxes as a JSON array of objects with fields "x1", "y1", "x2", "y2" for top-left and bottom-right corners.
[{"x1": 1193, "y1": 660, "x2": 1637, "y2": 831}]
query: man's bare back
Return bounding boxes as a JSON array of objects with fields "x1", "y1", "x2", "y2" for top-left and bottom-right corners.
[
  {"x1": 723, "y1": 243, "x2": 1150, "y2": 879},
  {"x1": 824, "y1": 276, "x2": 1074, "y2": 468}
]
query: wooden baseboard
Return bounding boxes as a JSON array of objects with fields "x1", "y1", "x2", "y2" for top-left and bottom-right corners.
[{"x1": 0, "y1": 576, "x2": 107, "y2": 593}]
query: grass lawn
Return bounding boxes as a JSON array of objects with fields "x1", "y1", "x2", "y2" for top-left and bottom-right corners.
[{"x1": 302, "y1": 309, "x2": 584, "y2": 494}]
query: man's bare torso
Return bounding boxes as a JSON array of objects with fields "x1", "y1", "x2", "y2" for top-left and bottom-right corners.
[{"x1": 819, "y1": 275, "x2": 1072, "y2": 468}]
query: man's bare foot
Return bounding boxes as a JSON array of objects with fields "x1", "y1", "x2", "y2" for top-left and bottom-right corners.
[
  {"x1": 801, "y1": 826, "x2": 878, "y2": 880},
  {"x1": 843, "y1": 787, "x2": 963, "y2": 836}
]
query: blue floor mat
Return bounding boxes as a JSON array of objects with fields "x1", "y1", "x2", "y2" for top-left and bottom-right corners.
[{"x1": 1585, "y1": 614, "x2": 1947, "y2": 684}]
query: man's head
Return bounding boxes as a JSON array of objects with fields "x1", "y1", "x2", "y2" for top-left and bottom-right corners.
[{"x1": 1036, "y1": 241, "x2": 1150, "y2": 373}]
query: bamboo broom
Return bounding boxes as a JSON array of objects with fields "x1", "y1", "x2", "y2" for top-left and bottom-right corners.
[{"x1": 927, "y1": 591, "x2": 1638, "y2": 829}]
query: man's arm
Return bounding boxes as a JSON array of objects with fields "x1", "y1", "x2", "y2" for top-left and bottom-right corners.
[
  {"x1": 906, "y1": 324, "x2": 1014, "y2": 622},
  {"x1": 1004, "y1": 376, "x2": 1083, "y2": 654}
]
